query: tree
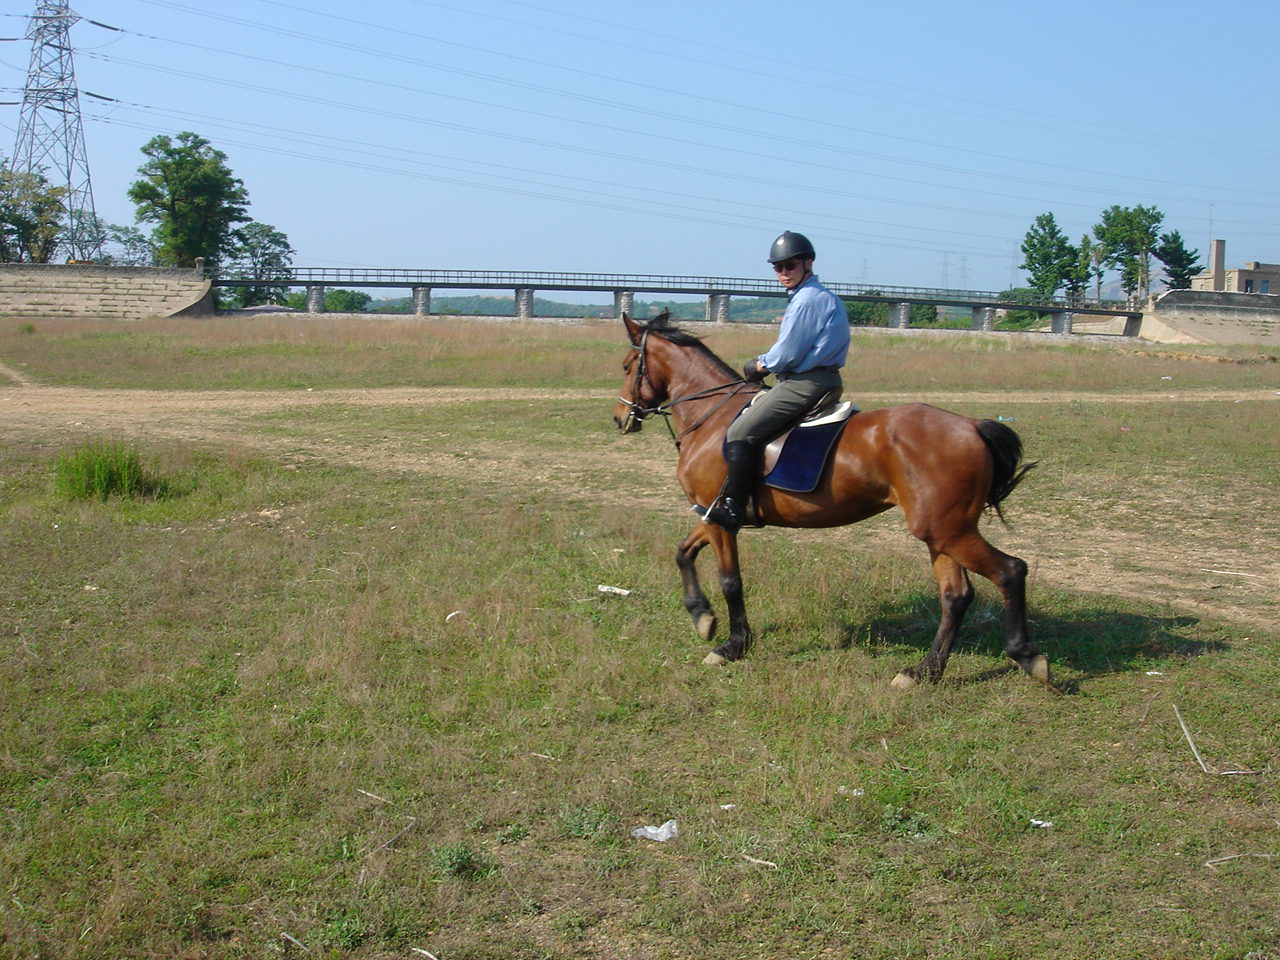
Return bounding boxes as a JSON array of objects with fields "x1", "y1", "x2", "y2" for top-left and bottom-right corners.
[
  {"x1": 324, "y1": 289, "x2": 372, "y2": 313},
  {"x1": 0, "y1": 159, "x2": 67, "y2": 263},
  {"x1": 1153, "y1": 230, "x2": 1201, "y2": 290},
  {"x1": 1020, "y1": 212, "x2": 1075, "y2": 296},
  {"x1": 1088, "y1": 238, "x2": 1109, "y2": 301},
  {"x1": 224, "y1": 222, "x2": 295, "y2": 308},
  {"x1": 995, "y1": 288, "x2": 1042, "y2": 329},
  {"x1": 95, "y1": 220, "x2": 157, "y2": 266},
  {"x1": 127, "y1": 132, "x2": 250, "y2": 270},
  {"x1": 845, "y1": 296, "x2": 889, "y2": 326},
  {"x1": 1093, "y1": 205, "x2": 1164, "y2": 300},
  {"x1": 1063, "y1": 235, "x2": 1098, "y2": 304},
  {"x1": 283, "y1": 288, "x2": 372, "y2": 313}
]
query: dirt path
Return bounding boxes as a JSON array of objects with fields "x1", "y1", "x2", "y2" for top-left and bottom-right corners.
[{"x1": 2, "y1": 374, "x2": 1276, "y2": 632}]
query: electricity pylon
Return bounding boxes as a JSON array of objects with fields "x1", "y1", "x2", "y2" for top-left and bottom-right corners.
[{"x1": 12, "y1": 0, "x2": 102, "y2": 261}]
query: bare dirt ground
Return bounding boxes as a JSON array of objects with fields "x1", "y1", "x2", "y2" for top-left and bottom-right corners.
[{"x1": 2, "y1": 361, "x2": 1276, "y2": 633}]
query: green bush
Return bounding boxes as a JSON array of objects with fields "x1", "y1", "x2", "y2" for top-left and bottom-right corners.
[{"x1": 54, "y1": 440, "x2": 168, "y2": 501}]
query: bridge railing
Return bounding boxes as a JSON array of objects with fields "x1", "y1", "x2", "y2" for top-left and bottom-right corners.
[{"x1": 211, "y1": 266, "x2": 1133, "y2": 314}]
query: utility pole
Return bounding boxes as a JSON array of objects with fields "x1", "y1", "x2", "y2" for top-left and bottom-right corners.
[{"x1": 12, "y1": 0, "x2": 102, "y2": 261}]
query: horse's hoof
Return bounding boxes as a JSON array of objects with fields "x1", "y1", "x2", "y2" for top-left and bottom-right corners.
[
  {"x1": 702, "y1": 651, "x2": 729, "y2": 666},
  {"x1": 1027, "y1": 654, "x2": 1051, "y2": 684},
  {"x1": 890, "y1": 672, "x2": 917, "y2": 691},
  {"x1": 695, "y1": 612, "x2": 717, "y2": 643}
]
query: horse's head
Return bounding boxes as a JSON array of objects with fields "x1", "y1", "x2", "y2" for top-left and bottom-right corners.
[
  {"x1": 614, "y1": 311, "x2": 742, "y2": 435},
  {"x1": 613, "y1": 311, "x2": 672, "y2": 433}
]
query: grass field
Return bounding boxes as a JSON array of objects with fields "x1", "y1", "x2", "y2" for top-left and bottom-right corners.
[{"x1": 1, "y1": 316, "x2": 1278, "y2": 959}]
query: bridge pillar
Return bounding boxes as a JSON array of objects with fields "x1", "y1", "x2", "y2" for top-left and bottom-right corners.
[
  {"x1": 306, "y1": 285, "x2": 326, "y2": 313},
  {"x1": 412, "y1": 286, "x2": 431, "y2": 317},
  {"x1": 515, "y1": 287, "x2": 535, "y2": 321},
  {"x1": 706, "y1": 293, "x2": 731, "y2": 323},
  {"x1": 1122, "y1": 315, "x2": 1142, "y2": 337},
  {"x1": 971, "y1": 305, "x2": 995, "y2": 331},
  {"x1": 613, "y1": 289, "x2": 634, "y2": 319},
  {"x1": 890, "y1": 302, "x2": 912, "y2": 329},
  {"x1": 1050, "y1": 311, "x2": 1074, "y2": 335}
]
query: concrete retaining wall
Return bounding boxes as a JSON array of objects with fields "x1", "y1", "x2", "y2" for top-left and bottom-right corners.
[
  {"x1": 1140, "y1": 289, "x2": 1280, "y2": 345},
  {"x1": 0, "y1": 263, "x2": 213, "y2": 320}
]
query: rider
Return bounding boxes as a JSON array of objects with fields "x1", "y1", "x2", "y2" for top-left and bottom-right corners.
[{"x1": 702, "y1": 230, "x2": 851, "y2": 532}]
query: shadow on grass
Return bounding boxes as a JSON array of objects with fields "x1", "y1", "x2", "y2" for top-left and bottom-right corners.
[{"x1": 780, "y1": 589, "x2": 1229, "y2": 690}]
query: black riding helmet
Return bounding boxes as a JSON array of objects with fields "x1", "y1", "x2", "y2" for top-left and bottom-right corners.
[{"x1": 767, "y1": 230, "x2": 816, "y2": 264}]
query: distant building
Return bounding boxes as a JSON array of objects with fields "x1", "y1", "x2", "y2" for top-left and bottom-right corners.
[{"x1": 1192, "y1": 239, "x2": 1280, "y2": 294}]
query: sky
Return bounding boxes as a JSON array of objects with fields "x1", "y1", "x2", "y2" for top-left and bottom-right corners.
[{"x1": 3, "y1": 0, "x2": 1279, "y2": 296}]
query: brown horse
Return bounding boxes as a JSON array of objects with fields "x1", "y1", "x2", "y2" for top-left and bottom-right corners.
[{"x1": 613, "y1": 312, "x2": 1049, "y2": 689}]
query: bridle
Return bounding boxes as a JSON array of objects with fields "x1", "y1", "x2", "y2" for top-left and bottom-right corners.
[{"x1": 618, "y1": 326, "x2": 754, "y2": 449}]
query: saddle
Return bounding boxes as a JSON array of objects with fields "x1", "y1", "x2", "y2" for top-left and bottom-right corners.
[{"x1": 733, "y1": 392, "x2": 860, "y2": 494}]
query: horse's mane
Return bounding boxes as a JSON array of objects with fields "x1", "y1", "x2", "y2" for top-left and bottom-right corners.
[
  {"x1": 636, "y1": 312, "x2": 738, "y2": 376},
  {"x1": 636, "y1": 311, "x2": 703, "y2": 347}
]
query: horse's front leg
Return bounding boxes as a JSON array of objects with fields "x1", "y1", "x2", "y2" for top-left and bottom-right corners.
[
  {"x1": 676, "y1": 526, "x2": 717, "y2": 645},
  {"x1": 699, "y1": 525, "x2": 753, "y2": 665}
]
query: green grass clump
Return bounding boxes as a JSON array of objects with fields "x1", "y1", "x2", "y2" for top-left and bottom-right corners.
[
  {"x1": 53, "y1": 440, "x2": 169, "y2": 501},
  {"x1": 430, "y1": 843, "x2": 498, "y2": 880}
]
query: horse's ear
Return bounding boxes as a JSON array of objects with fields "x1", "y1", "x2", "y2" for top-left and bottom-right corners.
[
  {"x1": 655, "y1": 308, "x2": 670, "y2": 325},
  {"x1": 622, "y1": 312, "x2": 642, "y2": 344}
]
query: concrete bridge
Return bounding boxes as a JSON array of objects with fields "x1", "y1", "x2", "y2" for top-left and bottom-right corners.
[{"x1": 214, "y1": 267, "x2": 1143, "y2": 335}]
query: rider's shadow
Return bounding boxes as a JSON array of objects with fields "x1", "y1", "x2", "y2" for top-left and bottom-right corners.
[{"x1": 790, "y1": 591, "x2": 1227, "y2": 692}]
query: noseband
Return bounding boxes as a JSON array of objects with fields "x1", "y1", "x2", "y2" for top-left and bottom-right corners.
[{"x1": 617, "y1": 328, "x2": 654, "y2": 434}]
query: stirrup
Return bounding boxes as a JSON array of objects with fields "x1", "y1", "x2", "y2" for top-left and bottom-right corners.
[{"x1": 693, "y1": 497, "x2": 746, "y2": 533}]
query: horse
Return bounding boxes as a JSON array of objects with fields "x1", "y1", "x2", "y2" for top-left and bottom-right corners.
[{"x1": 612, "y1": 312, "x2": 1049, "y2": 689}]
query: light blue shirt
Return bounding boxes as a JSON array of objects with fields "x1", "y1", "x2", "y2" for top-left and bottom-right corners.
[{"x1": 758, "y1": 274, "x2": 850, "y2": 374}]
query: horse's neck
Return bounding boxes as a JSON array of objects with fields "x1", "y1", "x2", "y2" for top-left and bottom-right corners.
[{"x1": 662, "y1": 345, "x2": 750, "y2": 437}]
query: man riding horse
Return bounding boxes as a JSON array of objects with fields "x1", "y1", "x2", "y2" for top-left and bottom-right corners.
[{"x1": 700, "y1": 230, "x2": 851, "y2": 532}]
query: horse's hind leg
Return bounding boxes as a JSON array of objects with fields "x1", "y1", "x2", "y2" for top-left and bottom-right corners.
[
  {"x1": 943, "y1": 532, "x2": 1049, "y2": 685},
  {"x1": 892, "y1": 549, "x2": 973, "y2": 689},
  {"x1": 676, "y1": 527, "x2": 718, "y2": 645}
]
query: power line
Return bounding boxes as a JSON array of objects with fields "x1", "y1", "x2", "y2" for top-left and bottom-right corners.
[
  {"x1": 82, "y1": 48, "x2": 1085, "y2": 232},
  {"x1": 427, "y1": 0, "x2": 1280, "y2": 165},
  {"x1": 82, "y1": 84, "x2": 1021, "y2": 245},
  {"x1": 89, "y1": 109, "x2": 1011, "y2": 261},
  {"x1": 129, "y1": 0, "x2": 1274, "y2": 204}
]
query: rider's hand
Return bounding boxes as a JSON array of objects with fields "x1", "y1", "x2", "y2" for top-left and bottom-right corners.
[{"x1": 742, "y1": 359, "x2": 766, "y2": 382}]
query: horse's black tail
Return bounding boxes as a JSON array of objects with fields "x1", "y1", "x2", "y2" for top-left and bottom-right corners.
[{"x1": 976, "y1": 419, "x2": 1035, "y2": 523}]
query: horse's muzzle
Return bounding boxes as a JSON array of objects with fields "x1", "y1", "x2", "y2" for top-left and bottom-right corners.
[
  {"x1": 616, "y1": 411, "x2": 643, "y2": 433},
  {"x1": 614, "y1": 399, "x2": 644, "y2": 433}
]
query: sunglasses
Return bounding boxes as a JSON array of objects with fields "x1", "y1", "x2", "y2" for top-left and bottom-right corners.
[{"x1": 772, "y1": 258, "x2": 804, "y2": 273}]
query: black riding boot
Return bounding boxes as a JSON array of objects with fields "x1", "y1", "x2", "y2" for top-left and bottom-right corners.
[{"x1": 703, "y1": 440, "x2": 757, "y2": 532}]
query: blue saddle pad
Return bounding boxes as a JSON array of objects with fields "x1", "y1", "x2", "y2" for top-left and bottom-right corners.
[{"x1": 760, "y1": 417, "x2": 849, "y2": 493}]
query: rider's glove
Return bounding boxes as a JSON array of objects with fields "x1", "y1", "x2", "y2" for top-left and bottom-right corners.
[{"x1": 742, "y1": 359, "x2": 766, "y2": 382}]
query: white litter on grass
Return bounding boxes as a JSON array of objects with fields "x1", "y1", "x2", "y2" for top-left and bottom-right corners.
[
  {"x1": 719, "y1": 803, "x2": 737, "y2": 810},
  {"x1": 1145, "y1": 670, "x2": 1165, "y2": 676},
  {"x1": 1030, "y1": 818, "x2": 1055, "y2": 829},
  {"x1": 280, "y1": 931, "x2": 309, "y2": 951},
  {"x1": 597, "y1": 584, "x2": 631, "y2": 596},
  {"x1": 445, "y1": 610, "x2": 464, "y2": 622},
  {"x1": 631, "y1": 819, "x2": 678, "y2": 841}
]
